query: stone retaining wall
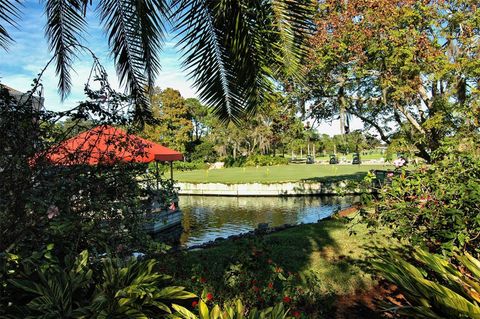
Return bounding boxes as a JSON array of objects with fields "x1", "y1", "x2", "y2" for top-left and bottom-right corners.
[{"x1": 176, "y1": 181, "x2": 367, "y2": 196}]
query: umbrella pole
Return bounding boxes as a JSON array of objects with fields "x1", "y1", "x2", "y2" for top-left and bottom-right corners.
[
  {"x1": 155, "y1": 161, "x2": 160, "y2": 190},
  {"x1": 170, "y1": 161, "x2": 173, "y2": 181}
]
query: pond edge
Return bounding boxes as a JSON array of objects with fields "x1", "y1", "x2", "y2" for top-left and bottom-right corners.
[{"x1": 176, "y1": 181, "x2": 371, "y2": 196}]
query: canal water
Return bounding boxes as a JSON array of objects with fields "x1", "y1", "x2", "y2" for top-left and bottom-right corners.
[{"x1": 177, "y1": 195, "x2": 357, "y2": 247}]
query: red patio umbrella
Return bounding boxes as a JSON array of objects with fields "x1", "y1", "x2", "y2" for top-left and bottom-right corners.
[{"x1": 42, "y1": 125, "x2": 183, "y2": 166}]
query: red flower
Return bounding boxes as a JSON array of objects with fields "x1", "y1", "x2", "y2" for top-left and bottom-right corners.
[
  {"x1": 292, "y1": 310, "x2": 301, "y2": 318},
  {"x1": 275, "y1": 267, "x2": 283, "y2": 273},
  {"x1": 268, "y1": 282, "x2": 274, "y2": 289},
  {"x1": 199, "y1": 277, "x2": 207, "y2": 283},
  {"x1": 283, "y1": 296, "x2": 292, "y2": 303},
  {"x1": 192, "y1": 301, "x2": 198, "y2": 308},
  {"x1": 252, "y1": 285, "x2": 260, "y2": 292},
  {"x1": 206, "y1": 293, "x2": 213, "y2": 301},
  {"x1": 251, "y1": 279, "x2": 257, "y2": 285}
]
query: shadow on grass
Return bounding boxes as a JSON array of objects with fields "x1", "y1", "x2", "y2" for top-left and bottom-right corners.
[
  {"x1": 154, "y1": 216, "x2": 388, "y2": 318},
  {"x1": 300, "y1": 171, "x2": 369, "y2": 183}
]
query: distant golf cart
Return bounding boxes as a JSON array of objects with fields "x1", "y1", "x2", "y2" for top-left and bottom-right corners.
[
  {"x1": 352, "y1": 152, "x2": 361, "y2": 164},
  {"x1": 306, "y1": 155, "x2": 314, "y2": 164},
  {"x1": 329, "y1": 154, "x2": 339, "y2": 164}
]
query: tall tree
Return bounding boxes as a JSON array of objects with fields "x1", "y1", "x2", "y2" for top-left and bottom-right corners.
[
  {"x1": 304, "y1": 0, "x2": 480, "y2": 162},
  {"x1": 1, "y1": 0, "x2": 313, "y2": 123},
  {"x1": 143, "y1": 87, "x2": 193, "y2": 152}
]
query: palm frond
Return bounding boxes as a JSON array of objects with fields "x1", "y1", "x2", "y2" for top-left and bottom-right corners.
[
  {"x1": 44, "y1": 0, "x2": 87, "y2": 99},
  {"x1": 0, "y1": 0, "x2": 22, "y2": 50},
  {"x1": 98, "y1": 0, "x2": 168, "y2": 124},
  {"x1": 271, "y1": 0, "x2": 314, "y2": 79},
  {"x1": 174, "y1": 0, "x2": 244, "y2": 122},
  {"x1": 173, "y1": 0, "x2": 313, "y2": 122}
]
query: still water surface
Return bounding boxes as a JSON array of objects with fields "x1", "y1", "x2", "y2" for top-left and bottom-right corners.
[{"x1": 178, "y1": 195, "x2": 357, "y2": 247}]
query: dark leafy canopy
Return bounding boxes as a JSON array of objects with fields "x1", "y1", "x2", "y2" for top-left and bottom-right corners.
[{"x1": 1, "y1": 0, "x2": 313, "y2": 123}]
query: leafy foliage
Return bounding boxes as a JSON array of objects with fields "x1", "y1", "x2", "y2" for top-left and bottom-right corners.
[
  {"x1": 174, "y1": 299, "x2": 293, "y2": 319},
  {"x1": 373, "y1": 248, "x2": 480, "y2": 318},
  {"x1": 2, "y1": 0, "x2": 313, "y2": 122},
  {"x1": 0, "y1": 78, "x2": 163, "y2": 256},
  {"x1": 173, "y1": 0, "x2": 313, "y2": 121},
  {"x1": 304, "y1": 0, "x2": 480, "y2": 161},
  {"x1": 143, "y1": 87, "x2": 193, "y2": 153},
  {"x1": 45, "y1": 0, "x2": 87, "y2": 99},
  {"x1": 0, "y1": 0, "x2": 21, "y2": 49},
  {"x1": 1, "y1": 246, "x2": 196, "y2": 318},
  {"x1": 365, "y1": 135, "x2": 480, "y2": 255},
  {"x1": 224, "y1": 155, "x2": 289, "y2": 168}
]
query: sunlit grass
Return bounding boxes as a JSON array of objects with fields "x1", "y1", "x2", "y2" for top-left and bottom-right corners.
[
  {"x1": 156, "y1": 214, "x2": 393, "y2": 297},
  {"x1": 174, "y1": 164, "x2": 392, "y2": 184}
]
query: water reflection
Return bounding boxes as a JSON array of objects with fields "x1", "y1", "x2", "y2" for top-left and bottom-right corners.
[{"x1": 179, "y1": 195, "x2": 357, "y2": 247}]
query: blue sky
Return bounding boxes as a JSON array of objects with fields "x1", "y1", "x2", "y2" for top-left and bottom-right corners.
[
  {"x1": 0, "y1": 0, "x2": 196, "y2": 112},
  {"x1": 0, "y1": 1, "x2": 360, "y2": 135}
]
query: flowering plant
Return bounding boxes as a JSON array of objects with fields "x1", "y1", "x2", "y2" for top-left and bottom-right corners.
[
  {"x1": 392, "y1": 157, "x2": 406, "y2": 168},
  {"x1": 367, "y1": 151, "x2": 480, "y2": 255}
]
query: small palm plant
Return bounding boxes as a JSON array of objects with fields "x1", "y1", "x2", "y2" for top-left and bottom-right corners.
[
  {"x1": 173, "y1": 299, "x2": 292, "y2": 319},
  {"x1": 4, "y1": 246, "x2": 196, "y2": 318},
  {"x1": 373, "y1": 248, "x2": 480, "y2": 318}
]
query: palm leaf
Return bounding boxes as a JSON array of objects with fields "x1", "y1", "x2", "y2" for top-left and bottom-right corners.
[
  {"x1": 270, "y1": 0, "x2": 313, "y2": 79},
  {"x1": 174, "y1": 0, "x2": 244, "y2": 122},
  {"x1": 173, "y1": 0, "x2": 312, "y2": 122},
  {"x1": 98, "y1": 0, "x2": 168, "y2": 124},
  {"x1": 0, "y1": 0, "x2": 22, "y2": 50},
  {"x1": 44, "y1": 0, "x2": 87, "y2": 99}
]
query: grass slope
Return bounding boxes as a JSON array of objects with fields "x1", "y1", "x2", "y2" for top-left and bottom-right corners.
[
  {"x1": 156, "y1": 214, "x2": 393, "y2": 317},
  {"x1": 174, "y1": 164, "x2": 391, "y2": 184}
]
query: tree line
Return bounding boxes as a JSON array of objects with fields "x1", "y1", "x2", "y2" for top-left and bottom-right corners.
[{"x1": 139, "y1": 87, "x2": 382, "y2": 163}]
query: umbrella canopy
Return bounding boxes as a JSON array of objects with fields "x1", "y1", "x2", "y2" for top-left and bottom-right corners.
[{"x1": 42, "y1": 125, "x2": 183, "y2": 166}]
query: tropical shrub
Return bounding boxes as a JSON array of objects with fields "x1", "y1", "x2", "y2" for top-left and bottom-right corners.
[
  {"x1": 366, "y1": 148, "x2": 480, "y2": 255},
  {"x1": 244, "y1": 155, "x2": 289, "y2": 167},
  {"x1": 0, "y1": 80, "x2": 164, "y2": 257},
  {"x1": 224, "y1": 155, "x2": 289, "y2": 168},
  {"x1": 188, "y1": 141, "x2": 219, "y2": 164},
  {"x1": 174, "y1": 299, "x2": 294, "y2": 319},
  {"x1": 174, "y1": 160, "x2": 209, "y2": 171},
  {"x1": 373, "y1": 247, "x2": 480, "y2": 318},
  {"x1": 1, "y1": 245, "x2": 294, "y2": 318},
  {"x1": 158, "y1": 237, "x2": 325, "y2": 318},
  {"x1": 1, "y1": 245, "x2": 196, "y2": 318}
]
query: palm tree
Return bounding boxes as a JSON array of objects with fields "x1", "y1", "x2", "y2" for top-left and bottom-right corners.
[{"x1": 0, "y1": 0, "x2": 312, "y2": 123}]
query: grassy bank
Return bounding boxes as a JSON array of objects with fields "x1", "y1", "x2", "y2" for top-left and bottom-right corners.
[
  {"x1": 155, "y1": 213, "x2": 394, "y2": 318},
  {"x1": 174, "y1": 164, "x2": 391, "y2": 184}
]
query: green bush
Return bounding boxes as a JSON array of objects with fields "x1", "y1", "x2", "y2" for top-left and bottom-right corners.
[
  {"x1": 174, "y1": 160, "x2": 209, "y2": 171},
  {"x1": 224, "y1": 155, "x2": 288, "y2": 168},
  {"x1": 1, "y1": 246, "x2": 293, "y2": 318},
  {"x1": 174, "y1": 299, "x2": 294, "y2": 319},
  {"x1": 366, "y1": 151, "x2": 480, "y2": 255},
  {"x1": 373, "y1": 247, "x2": 480, "y2": 318},
  {"x1": 189, "y1": 141, "x2": 218, "y2": 163},
  {"x1": 1, "y1": 245, "x2": 196, "y2": 318}
]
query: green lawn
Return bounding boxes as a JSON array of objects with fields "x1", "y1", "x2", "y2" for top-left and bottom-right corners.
[
  {"x1": 174, "y1": 164, "x2": 392, "y2": 184},
  {"x1": 155, "y1": 214, "x2": 394, "y2": 317}
]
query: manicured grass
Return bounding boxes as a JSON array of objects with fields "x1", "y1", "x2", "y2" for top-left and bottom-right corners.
[
  {"x1": 174, "y1": 164, "x2": 392, "y2": 184},
  {"x1": 155, "y1": 214, "x2": 394, "y2": 317}
]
